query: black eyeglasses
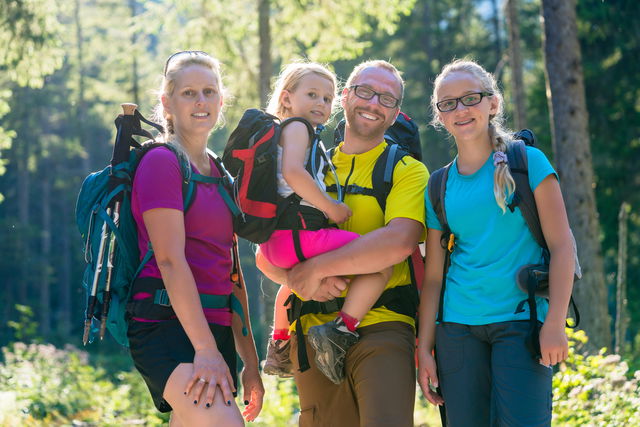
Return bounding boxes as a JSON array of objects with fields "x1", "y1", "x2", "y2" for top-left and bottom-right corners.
[
  {"x1": 349, "y1": 85, "x2": 401, "y2": 109},
  {"x1": 436, "y1": 92, "x2": 493, "y2": 112},
  {"x1": 163, "y1": 50, "x2": 210, "y2": 76}
]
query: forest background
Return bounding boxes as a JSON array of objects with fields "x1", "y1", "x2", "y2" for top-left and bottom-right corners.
[{"x1": 0, "y1": 0, "x2": 639, "y2": 425}]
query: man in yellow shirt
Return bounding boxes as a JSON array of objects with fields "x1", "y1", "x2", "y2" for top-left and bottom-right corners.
[{"x1": 258, "y1": 60, "x2": 428, "y2": 427}]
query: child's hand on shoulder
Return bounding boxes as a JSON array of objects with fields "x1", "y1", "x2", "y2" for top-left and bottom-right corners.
[{"x1": 326, "y1": 201, "x2": 352, "y2": 224}]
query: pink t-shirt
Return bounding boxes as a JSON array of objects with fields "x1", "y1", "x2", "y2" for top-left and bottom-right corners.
[{"x1": 131, "y1": 146, "x2": 233, "y2": 325}]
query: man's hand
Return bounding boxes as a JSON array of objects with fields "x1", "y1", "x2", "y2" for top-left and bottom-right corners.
[
  {"x1": 287, "y1": 258, "x2": 324, "y2": 300},
  {"x1": 311, "y1": 276, "x2": 349, "y2": 301}
]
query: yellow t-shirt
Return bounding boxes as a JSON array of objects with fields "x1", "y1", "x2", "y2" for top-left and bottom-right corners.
[{"x1": 297, "y1": 141, "x2": 429, "y2": 333}]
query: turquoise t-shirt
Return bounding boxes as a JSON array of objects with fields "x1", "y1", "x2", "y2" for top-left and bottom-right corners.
[{"x1": 425, "y1": 146, "x2": 557, "y2": 325}]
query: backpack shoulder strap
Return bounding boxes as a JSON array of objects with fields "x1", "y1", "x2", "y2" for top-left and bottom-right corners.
[
  {"x1": 427, "y1": 163, "x2": 452, "y2": 323},
  {"x1": 506, "y1": 140, "x2": 547, "y2": 251},
  {"x1": 427, "y1": 163, "x2": 452, "y2": 236},
  {"x1": 161, "y1": 143, "x2": 196, "y2": 212},
  {"x1": 280, "y1": 116, "x2": 315, "y2": 139},
  {"x1": 370, "y1": 143, "x2": 410, "y2": 212},
  {"x1": 207, "y1": 149, "x2": 241, "y2": 217}
]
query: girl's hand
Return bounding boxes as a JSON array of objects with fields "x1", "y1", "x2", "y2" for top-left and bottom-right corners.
[
  {"x1": 539, "y1": 321, "x2": 568, "y2": 366},
  {"x1": 417, "y1": 346, "x2": 444, "y2": 406},
  {"x1": 185, "y1": 348, "x2": 236, "y2": 408},
  {"x1": 325, "y1": 201, "x2": 352, "y2": 224},
  {"x1": 240, "y1": 365, "x2": 264, "y2": 422}
]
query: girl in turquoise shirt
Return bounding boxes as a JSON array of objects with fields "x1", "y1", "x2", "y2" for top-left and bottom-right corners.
[{"x1": 417, "y1": 59, "x2": 575, "y2": 427}]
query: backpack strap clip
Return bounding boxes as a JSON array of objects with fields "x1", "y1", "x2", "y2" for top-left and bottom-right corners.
[{"x1": 153, "y1": 289, "x2": 172, "y2": 307}]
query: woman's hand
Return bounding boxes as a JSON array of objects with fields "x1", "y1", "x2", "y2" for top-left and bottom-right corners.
[
  {"x1": 185, "y1": 348, "x2": 236, "y2": 407},
  {"x1": 240, "y1": 365, "x2": 265, "y2": 422},
  {"x1": 539, "y1": 321, "x2": 568, "y2": 366},
  {"x1": 417, "y1": 346, "x2": 444, "y2": 406}
]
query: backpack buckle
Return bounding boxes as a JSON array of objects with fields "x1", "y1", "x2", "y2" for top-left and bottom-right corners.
[
  {"x1": 153, "y1": 289, "x2": 172, "y2": 307},
  {"x1": 447, "y1": 233, "x2": 455, "y2": 253}
]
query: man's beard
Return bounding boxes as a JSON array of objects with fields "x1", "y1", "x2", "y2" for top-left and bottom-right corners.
[{"x1": 344, "y1": 106, "x2": 389, "y2": 141}]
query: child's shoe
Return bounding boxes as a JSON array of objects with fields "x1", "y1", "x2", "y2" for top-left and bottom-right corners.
[
  {"x1": 307, "y1": 317, "x2": 358, "y2": 384},
  {"x1": 262, "y1": 337, "x2": 293, "y2": 378}
]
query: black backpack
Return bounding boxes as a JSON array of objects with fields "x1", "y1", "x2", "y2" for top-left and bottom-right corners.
[
  {"x1": 223, "y1": 109, "x2": 337, "y2": 248},
  {"x1": 427, "y1": 129, "x2": 581, "y2": 359}
]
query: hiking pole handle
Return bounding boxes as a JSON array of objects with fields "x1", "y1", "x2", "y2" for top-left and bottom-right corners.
[{"x1": 121, "y1": 103, "x2": 137, "y2": 116}]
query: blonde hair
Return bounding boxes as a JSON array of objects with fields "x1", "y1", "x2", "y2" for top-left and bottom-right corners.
[
  {"x1": 153, "y1": 52, "x2": 228, "y2": 138},
  {"x1": 266, "y1": 61, "x2": 338, "y2": 120},
  {"x1": 431, "y1": 59, "x2": 515, "y2": 212},
  {"x1": 345, "y1": 59, "x2": 404, "y2": 103}
]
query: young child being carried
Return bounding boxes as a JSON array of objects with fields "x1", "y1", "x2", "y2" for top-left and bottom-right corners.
[{"x1": 258, "y1": 61, "x2": 393, "y2": 384}]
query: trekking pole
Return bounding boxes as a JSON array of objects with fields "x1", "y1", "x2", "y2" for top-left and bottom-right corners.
[
  {"x1": 98, "y1": 103, "x2": 139, "y2": 340},
  {"x1": 83, "y1": 207, "x2": 110, "y2": 344}
]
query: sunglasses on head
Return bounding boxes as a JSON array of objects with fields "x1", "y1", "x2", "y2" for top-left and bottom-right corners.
[{"x1": 163, "y1": 50, "x2": 211, "y2": 76}]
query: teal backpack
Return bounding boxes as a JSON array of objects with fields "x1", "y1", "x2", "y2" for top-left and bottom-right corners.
[{"x1": 76, "y1": 104, "x2": 241, "y2": 347}]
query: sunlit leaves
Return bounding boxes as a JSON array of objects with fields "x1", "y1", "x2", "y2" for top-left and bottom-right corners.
[{"x1": 0, "y1": 0, "x2": 65, "y2": 88}]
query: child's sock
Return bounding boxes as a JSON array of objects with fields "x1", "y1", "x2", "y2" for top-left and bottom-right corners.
[
  {"x1": 272, "y1": 328, "x2": 291, "y2": 341},
  {"x1": 338, "y1": 311, "x2": 360, "y2": 332}
]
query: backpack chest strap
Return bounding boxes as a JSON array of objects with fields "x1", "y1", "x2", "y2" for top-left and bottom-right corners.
[{"x1": 325, "y1": 183, "x2": 377, "y2": 197}]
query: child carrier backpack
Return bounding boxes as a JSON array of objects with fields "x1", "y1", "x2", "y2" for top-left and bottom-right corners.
[
  {"x1": 222, "y1": 109, "x2": 338, "y2": 248},
  {"x1": 427, "y1": 129, "x2": 581, "y2": 359},
  {"x1": 288, "y1": 111, "x2": 425, "y2": 372},
  {"x1": 76, "y1": 104, "x2": 242, "y2": 347}
]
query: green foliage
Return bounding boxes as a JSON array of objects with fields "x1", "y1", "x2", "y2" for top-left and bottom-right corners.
[
  {"x1": 6, "y1": 304, "x2": 39, "y2": 343},
  {"x1": 553, "y1": 328, "x2": 640, "y2": 426},
  {"x1": 0, "y1": 342, "x2": 167, "y2": 426},
  {"x1": 0, "y1": 0, "x2": 65, "y2": 87},
  {"x1": 2, "y1": 331, "x2": 640, "y2": 426},
  {"x1": 248, "y1": 376, "x2": 298, "y2": 426}
]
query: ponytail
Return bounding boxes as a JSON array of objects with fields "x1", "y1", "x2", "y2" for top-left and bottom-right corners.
[{"x1": 490, "y1": 123, "x2": 515, "y2": 213}]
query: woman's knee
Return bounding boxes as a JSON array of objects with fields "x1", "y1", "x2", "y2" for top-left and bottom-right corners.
[{"x1": 164, "y1": 363, "x2": 244, "y2": 426}]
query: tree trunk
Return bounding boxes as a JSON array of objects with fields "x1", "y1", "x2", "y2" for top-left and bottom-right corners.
[
  {"x1": 258, "y1": 0, "x2": 272, "y2": 109},
  {"x1": 541, "y1": 0, "x2": 611, "y2": 350},
  {"x1": 421, "y1": 1, "x2": 435, "y2": 69},
  {"x1": 40, "y1": 150, "x2": 51, "y2": 338},
  {"x1": 129, "y1": 0, "x2": 140, "y2": 106},
  {"x1": 17, "y1": 88, "x2": 30, "y2": 305},
  {"x1": 615, "y1": 202, "x2": 629, "y2": 354},
  {"x1": 491, "y1": 0, "x2": 502, "y2": 69},
  {"x1": 74, "y1": 0, "x2": 90, "y2": 172},
  {"x1": 506, "y1": 0, "x2": 526, "y2": 130},
  {"x1": 58, "y1": 182, "x2": 73, "y2": 339}
]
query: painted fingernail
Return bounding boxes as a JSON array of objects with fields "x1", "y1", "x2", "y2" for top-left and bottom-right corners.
[
  {"x1": 227, "y1": 400, "x2": 231, "y2": 406},
  {"x1": 244, "y1": 400, "x2": 249, "y2": 405},
  {"x1": 206, "y1": 403, "x2": 211, "y2": 408},
  {"x1": 194, "y1": 400, "x2": 198, "y2": 405},
  {"x1": 183, "y1": 391, "x2": 187, "y2": 395}
]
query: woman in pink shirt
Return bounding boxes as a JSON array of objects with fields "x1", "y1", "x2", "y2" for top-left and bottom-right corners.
[{"x1": 127, "y1": 51, "x2": 263, "y2": 426}]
